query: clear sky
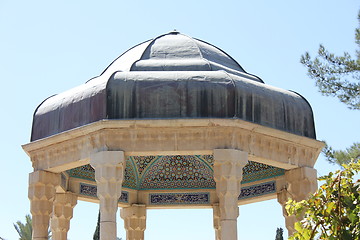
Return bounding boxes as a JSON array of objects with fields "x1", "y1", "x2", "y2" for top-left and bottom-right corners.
[{"x1": 1, "y1": 1, "x2": 359, "y2": 239}]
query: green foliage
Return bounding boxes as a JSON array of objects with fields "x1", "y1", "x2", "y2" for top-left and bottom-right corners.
[
  {"x1": 13, "y1": 215, "x2": 51, "y2": 240},
  {"x1": 13, "y1": 215, "x2": 32, "y2": 240},
  {"x1": 286, "y1": 162, "x2": 360, "y2": 240},
  {"x1": 323, "y1": 142, "x2": 360, "y2": 165},
  {"x1": 275, "y1": 227, "x2": 284, "y2": 240},
  {"x1": 300, "y1": 11, "x2": 360, "y2": 110}
]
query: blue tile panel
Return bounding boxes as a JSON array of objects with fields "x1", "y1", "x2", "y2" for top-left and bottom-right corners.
[
  {"x1": 79, "y1": 183, "x2": 129, "y2": 203},
  {"x1": 238, "y1": 181, "x2": 276, "y2": 200},
  {"x1": 149, "y1": 192, "x2": 210, "y2": 205}
]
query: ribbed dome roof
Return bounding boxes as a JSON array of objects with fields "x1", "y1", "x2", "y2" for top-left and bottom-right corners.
[
  {"x1": 31, "y1": 32, "x2": 316, "y2": 141},
  {"x1": 100, "y1": 31, "x2": 260, "y2": 79}
]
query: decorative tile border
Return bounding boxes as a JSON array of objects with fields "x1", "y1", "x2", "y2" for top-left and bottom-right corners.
[
  {"x1": 149, "y1": 192, "x2": 210, "y2": 205},
  {"x1": 79, "y1": 183, "x2": 129, "y2": 203},
  {"x1": 238, "y1": 181, "x2": 276, "y2": 200}
]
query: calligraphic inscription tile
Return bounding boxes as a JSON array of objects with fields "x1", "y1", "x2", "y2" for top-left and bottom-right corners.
[
  {"x1": 149, "y1": 192, "x2": 210, "y2": 205},
  {"x1": 79, "y1": 183, "x2": 129, "y2": 203},
  {"x1": 238, "y1": 181, "x2": 276, "y2": 200},
  {"x1": 79, "y1": 183, "x2": 97, "y2": 197}
]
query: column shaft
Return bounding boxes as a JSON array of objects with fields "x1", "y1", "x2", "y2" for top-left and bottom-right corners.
[
  {"x1": 213, "y1": 149, "x2": 248, "y2": 240},
  {"x1": 120, "y1": 204, "x2": 146, "y2": 240},
  {"x1": 28, "y1": 171, "x2": 59, "y2": 240},
  {"x1": 51, "y1": 192, "x2": 77, "y2": 240},
  {"x1": 91, "y1": 151, "x2": 125, "y2": 240}
]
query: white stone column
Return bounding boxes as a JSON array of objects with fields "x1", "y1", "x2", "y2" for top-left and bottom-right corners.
[
  {"x1": 28, "y1": 171, "x2": 59, "y2": 240},
  {"x1": 90, "y1": 151, "x2": 125, "y2": 240},
  {"x1": 50, "y1": 192, "x2": 77, "y2": 240},
  {"x1": 120, "y1": 204, "x2": 146, "y2": 240},
  {"x1": 212, "y1": 204, "x2": 221, "y2": 240},
  {"x1": 213, "y1": 149, "x2": 248, "y2": 240},
  {"x1": 277, "y1": 167, "x2": 317, "y2": 236}
]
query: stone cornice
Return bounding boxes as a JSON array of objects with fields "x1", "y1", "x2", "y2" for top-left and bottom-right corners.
[{"x1": 22, "y1": 119, "x2": 324, "y2": 172}]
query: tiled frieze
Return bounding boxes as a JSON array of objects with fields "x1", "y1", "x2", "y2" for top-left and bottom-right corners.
[
  {"x1": 238, "y1": 181, "x2": 276, "y2": 200},
  {"x1": 149, "y1": 192, "x2": 210, "y2": 205},
  {"x1": 79, "y1": 183, "x2": 129, "y2": 203}
]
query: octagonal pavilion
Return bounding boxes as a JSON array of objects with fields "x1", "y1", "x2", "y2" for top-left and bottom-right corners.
[{"x1": 23, "y1": 31, "x2": 324, "y2": 240}]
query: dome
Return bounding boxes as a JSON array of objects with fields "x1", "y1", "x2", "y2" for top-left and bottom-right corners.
[{"x1": 31, "y1": 32, "x2": 316, "y2": 141}]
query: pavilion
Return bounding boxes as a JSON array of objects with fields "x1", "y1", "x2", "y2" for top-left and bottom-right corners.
[{"x1": 22, "y1": 31, "x2": 324, "y2": 240}]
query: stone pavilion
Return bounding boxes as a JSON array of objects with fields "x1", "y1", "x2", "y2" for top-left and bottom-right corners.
[{"x1": 22, "y1": 31, "x2": 324, "y2": 240}]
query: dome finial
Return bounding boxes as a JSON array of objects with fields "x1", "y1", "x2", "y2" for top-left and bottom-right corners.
[{"x1": 169, "y1": 29, "x2": 179, "y2": 34}]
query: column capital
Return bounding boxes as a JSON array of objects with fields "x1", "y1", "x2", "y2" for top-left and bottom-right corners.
[
  {"x1": 121, "y1": 204, "x2": 147, "y2": 240},
  {"x1": 29, "y1": 170, "x2": 60, "y2": 187},
  {"x1": 278, "y1": 166, "x2": 318, "y2": 236},
  {"x1": 90, "y1": 151, "x2": 125, "y2": 167},
  {"x1": 213, "y1": 149, "x2": 248, "y2": 165},
  {"x1": 285, "y1": 167, "x2": 317, "y2": 202}
]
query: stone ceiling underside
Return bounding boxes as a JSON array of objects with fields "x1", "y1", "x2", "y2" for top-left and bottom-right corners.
[{"x1": 67, "y1": 155, "x2": 284, "y2": 190}]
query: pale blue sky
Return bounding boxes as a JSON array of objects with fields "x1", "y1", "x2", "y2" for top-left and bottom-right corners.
[{"x1": 1, "y1": 1, "x2": 359, "y2": 239}]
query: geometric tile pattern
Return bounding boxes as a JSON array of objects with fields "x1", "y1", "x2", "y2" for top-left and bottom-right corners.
[
  {"x1": 242, "y1": 162, "x2": 284, "y2": 183},
  {"x1": 67, "y1": 155, "x2": 284, "y2": 191},
  {"x1": 238, "y1": 181, "x2": 276, "y2": 200},
  {"x1": 149, "y1": 192, "x2": 210, "y2": 205},
  {"x1": 67, "y1": 164, "x2": 94, "y2": 181},
  {"x1": 140, "y1": 155, "x2": 215, "y2": 190}
]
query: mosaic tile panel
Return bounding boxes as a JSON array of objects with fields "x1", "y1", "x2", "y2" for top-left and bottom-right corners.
[
  {"x1": 67, "y1": 155, "x2": 284, "y2": 191},
  {"x1": 67, "y1": 158, "x2": 138, "y2": 189},
  {"x1": 67, "y1": 164, "x2": 95, "y2": 181},
  {"x1": 140, "y1": 155, "x2": 215, "y2": 190},
  {"x1": 149, "y1": 192, "x2": 210, "y2": 205},
  {"x1": 79, "y1": 183, "x2": 129, "y2": 203},
  {"x1": 196, "y1": 155, "x2": 214, "y2": 167},
  {"x1": 131, "y1": 156, "x2": 158, "y2": 175},
  {"x1": 238, "y1": 181, "x2": 276, "y2": 200},
  {"x1": 242, "y1": 161, "x2": 284, "y2": 183},
  {"x1": 123, "y1": 159, "x2": 137, "y2": 189}
]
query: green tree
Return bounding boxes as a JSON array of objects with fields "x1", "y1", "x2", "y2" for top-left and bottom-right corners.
[
  {"x1": 300, "y1": 12, "x2": 360, "y2": 110},
  {"x1": 301, "y1": 10, "x2": 360, "y2": 166},
  {"x1": 13, "y1": 215, "x2": 32, "y2": 240},
  {"x1": 13, "y1": 215, "x2": 51, "y2": 240},
  {"x1": 323, "y1": 142, "x2": 360, "y2": 165},
  {"x1": 286, "y1": 162, "x2": 360, "y2": 240},
  {"x1": 93, "y1": 211, "x2": 122, "y2": 240},
  {"x1": 275, "y1": 227, "x2": 284, "y2": 240}
]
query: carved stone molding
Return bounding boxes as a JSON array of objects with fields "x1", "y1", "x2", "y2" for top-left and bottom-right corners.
[{"x1": 23, "y1": 119, "x2": 324, "y2": 172}]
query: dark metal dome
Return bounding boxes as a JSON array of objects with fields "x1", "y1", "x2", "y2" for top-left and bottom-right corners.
[{"x1": 31, "y1": 32, "x2": 316, "y2": 141}]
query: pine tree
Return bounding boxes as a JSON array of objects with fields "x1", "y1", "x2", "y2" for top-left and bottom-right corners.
[
  {"x1": 275, "y1": 227, "x2": 284, "y2": 240},
  {"x1": 301, "y1": 10, "x2": 360, "y2": 165},
  {"x1": 300, "y1": 12, "x2": 360, "y2": 110}
]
